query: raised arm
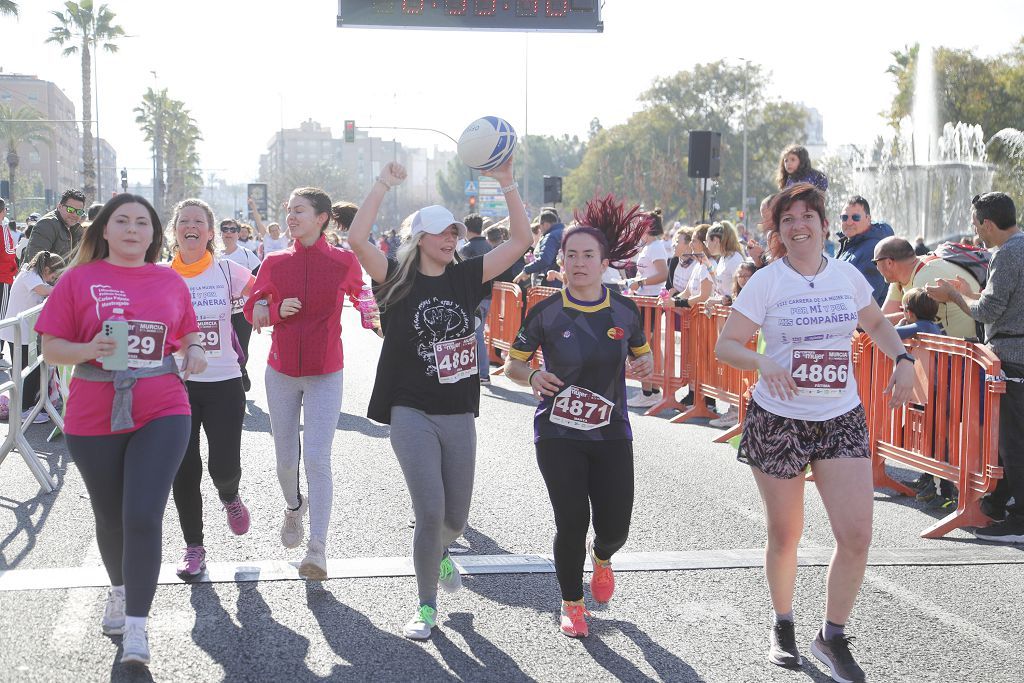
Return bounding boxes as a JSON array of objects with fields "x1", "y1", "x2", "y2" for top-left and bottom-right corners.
[
  {"x1": 247, "y1": 197, "x2": 268, "y2": 238},
  {"x1": 481, "y1": 157, "x2": 531, "y2": 283},
  {"x1": 348, "y1": 163, "x2": 407, "y2": 284}
]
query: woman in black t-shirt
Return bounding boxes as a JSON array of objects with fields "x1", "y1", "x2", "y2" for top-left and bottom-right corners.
[
  {"x1": 505, "y1": 196, "x2": 654, "y2": 638},
  {"x1": 348, "y1": 160, "x2": 531, "y2": 641}
]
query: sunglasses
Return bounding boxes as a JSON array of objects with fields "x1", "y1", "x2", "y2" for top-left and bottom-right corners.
[
  {"x1": 839, "y1": 213, "x2": 863, "y2": 222},
  {"x1": 220, "y1": 226, "x2": 240, "y2": 233},
  {"x1": 62, "y1": 205, "x2": 87, "y2": 218},
  {"x1": 871, "y1": 256, "x2": 892, "y2": 264}
]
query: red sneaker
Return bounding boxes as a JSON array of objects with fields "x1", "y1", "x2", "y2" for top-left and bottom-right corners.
[
  {"x1": 224, "y1": 496, "x2": 251, "y2": 535},
  {"x1": 589, "y1": 540, "x2": 615, "y2": 604},
  {"x1": 560, "y1": 602, "x2": 592, "y2": 638}
]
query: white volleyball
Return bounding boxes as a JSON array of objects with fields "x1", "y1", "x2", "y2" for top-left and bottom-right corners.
[{"x1": 457, "y1": 116, "x2": 518, "y2": 171}]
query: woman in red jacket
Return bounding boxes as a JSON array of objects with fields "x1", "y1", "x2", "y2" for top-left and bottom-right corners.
[{"x1": 244, "y1": 187, "x2": 365, "y2": 580}]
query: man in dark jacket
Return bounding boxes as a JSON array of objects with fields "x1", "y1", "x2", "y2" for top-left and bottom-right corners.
[
  {"x1": 25, "y1": 188, "x2": 86, "y2": 263},
  {"x1": 835, "y1": 195, "x2": 894, "y2": 305},
  {"x1": 515, "y1": 209, "x2": 564, "y2": 289},
  {"x1": 459, "y1": 213, "x2": 494, "y2": 383}
]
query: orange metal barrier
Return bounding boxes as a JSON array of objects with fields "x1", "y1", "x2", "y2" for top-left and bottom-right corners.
[
  {"x1": 671, "y1": 303, "x2": 758, "y2": 443},
  {"x1": 628, "y1": 297, "x2": 688, "y2": 415},
  {"x1": 484, "y1": 282, "x2": 524, "y2": 372},
  {"x1": 859, "y1": 333, "x2": 1004, "y2": 538},
  {"x1": 524, "y1": 286, "x2": 560, "y2": 369}
]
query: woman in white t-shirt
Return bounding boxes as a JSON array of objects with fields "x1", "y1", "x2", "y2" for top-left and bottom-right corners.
[
  {"x1": 706, "y1": 222, "x2": 746, "y2": 300},
  {"x1": 166, "y1": 199, "x2": 256, "y2": 581},
  {"x1": 625, "y1": 209, "x2": 669, "y2": 406},
  {"x1": 1, "y1": 250, "x2": 63, "y2": 421},
  {"x1": 715, "y1": 183, "x2": 915, "y2": 679}
]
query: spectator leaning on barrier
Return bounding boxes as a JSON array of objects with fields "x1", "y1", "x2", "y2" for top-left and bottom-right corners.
[
  {"x1": 874, "y1": 236, "x2": 981, "y2": 339},
  {"x1": 516, "y1": 209, "x2": 564, "y2": 289},
  {"x1": 24, "y1": 188, "x2": 86, "y2": 263},
  {"x1": 835, "y1": 195, "x2": 894, "y2": 305},
  {"x1": 926, "y1": 192, "x2": 1024, "y2": 543}
]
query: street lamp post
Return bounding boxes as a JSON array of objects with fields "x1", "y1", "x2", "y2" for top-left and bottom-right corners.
[{"x1": 740, "y1": 58, "x2": 749, "y2": 230}]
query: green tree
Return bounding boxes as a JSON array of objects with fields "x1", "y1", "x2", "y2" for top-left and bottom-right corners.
[
  {"x1": 46, "y1": 0, "x2": 125, "y2": 204},
  {"x1": 0, "y1": 104, "x2": 53, "y2": 214},
  {"x1": 0, "y1": 1, "x2": 18, "y2": 17},
  {"x1": 566, "y1": 61, "x2": 809, "y2": 223},
  {"x1": 135, "y1": 88, "x2": 204, "y2": 217}
]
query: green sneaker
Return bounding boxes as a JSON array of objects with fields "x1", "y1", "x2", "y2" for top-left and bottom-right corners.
[
  {"x1": 403, "y1": 604, "x2": 437, "y2": 640},
  {"x1": 438, "y1": 552, "x2": 462, "y2": 593}
]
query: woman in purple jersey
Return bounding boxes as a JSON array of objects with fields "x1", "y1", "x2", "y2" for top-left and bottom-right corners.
[{"x1": 505, "y1": 195, "x2": 654, "y2": 639}]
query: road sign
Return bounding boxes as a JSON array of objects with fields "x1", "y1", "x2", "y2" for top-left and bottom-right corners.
[
  {"x1": 464, "y1": 181, "x2": 478, "y2": 197},
  {"x1": 477, "y1": 177, "x2": 508, "y2": 218}
]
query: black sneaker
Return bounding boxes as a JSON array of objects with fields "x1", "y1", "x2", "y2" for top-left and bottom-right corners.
[
  {"x1": 979, "y1": 496, "x2": 1007, "y2": 522},
  {"x1": 769, "y1": 619, "x2": 802, "y2": 667},
  {"x1": 974, "y1": 518, "x2": 1024, "y2": 543},
  {"x1": 241, "y1": 371, "x2": 252, "y2": 392},
  {"x1": 811, "y1": 630, "x2": 865, "y2": 683}
]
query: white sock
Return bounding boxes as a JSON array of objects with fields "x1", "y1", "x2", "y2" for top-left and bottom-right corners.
[
  {"x1": 125, "y1": 616, "x2": 147, "y2": 630},
  {"x1": 110, "y1": 585, "x2": 125, "y2": 596}
]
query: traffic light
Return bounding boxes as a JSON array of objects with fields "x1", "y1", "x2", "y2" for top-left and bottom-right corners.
[
  {"x1": 468, "y1": 195, "x2": 477, "y2": 211},
  {"x1": 344, "y1": 120, "x2": 355, "y2": 143}
]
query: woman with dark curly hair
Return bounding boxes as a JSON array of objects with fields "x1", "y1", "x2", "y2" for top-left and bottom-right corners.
[{"x1": 776, "y1": 144, "x2": 828, "y2": 191}]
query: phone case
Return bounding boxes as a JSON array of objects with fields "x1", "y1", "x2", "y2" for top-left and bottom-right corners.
[{"x1": 100, "y1": 320, "x2": 130, "y2": 371}]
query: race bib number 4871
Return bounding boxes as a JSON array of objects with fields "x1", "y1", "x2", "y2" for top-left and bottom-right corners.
[
  {"x1": 433, "y1": 332, "x2": 478, "y2": 384},
  {"x1": 550, "y1": 385, "x2": 614, "y2": 431},
  {"x1": 790, "y1": 349, "x2": 850, "y2": 397}
]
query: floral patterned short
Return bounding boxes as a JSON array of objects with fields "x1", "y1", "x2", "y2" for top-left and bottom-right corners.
[{"x1": 737, "y1": 400, "x2": 870, "y2": 479}]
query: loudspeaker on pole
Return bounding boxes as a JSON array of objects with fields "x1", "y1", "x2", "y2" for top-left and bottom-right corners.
[{"x1": 687, "y1": 131, "x2": 721, "y2": 178}]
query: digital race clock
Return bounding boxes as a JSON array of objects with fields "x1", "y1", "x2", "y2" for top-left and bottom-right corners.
[{"x1": 337, "y1": 1, "x2": 603, "y2": 32}]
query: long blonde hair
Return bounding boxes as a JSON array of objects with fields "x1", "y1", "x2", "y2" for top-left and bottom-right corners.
[{"x1": 376, "y1": 231, "x2": 423, "y2": 310}]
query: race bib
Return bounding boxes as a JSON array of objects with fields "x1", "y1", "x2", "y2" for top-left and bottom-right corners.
[
  {"x1": 791, "y1": 349, "x2": 850, "y2": 397},
  {"x1": 197, "y1": 319, "x2": 223, "y2": 358},
  {"x1": 127, "y1": 320, "x2": 167, "y2": 369},
  {"x1": 433, "y1": 332, "x2": 477, "y2": 384},
  {"x1": 550, "y1": 385, "x2": 614, "y2": 431}
]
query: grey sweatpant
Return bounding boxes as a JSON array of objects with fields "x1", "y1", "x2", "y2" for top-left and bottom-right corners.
[
  {"x1": 390, "y1": 406, "x2": 476, "y2": 606},
  {"x1": 266, "y1": 366, "x2": 344, "y2": 545}
]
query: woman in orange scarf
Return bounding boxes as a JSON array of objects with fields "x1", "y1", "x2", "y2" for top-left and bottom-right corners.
[{"x1": 166, "y1": 199, "x2": 256, "y2": 581}]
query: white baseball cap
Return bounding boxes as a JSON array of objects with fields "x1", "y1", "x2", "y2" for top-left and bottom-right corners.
[{"x1": 410, "y1": 205, "x2": 467, "y2": 240}]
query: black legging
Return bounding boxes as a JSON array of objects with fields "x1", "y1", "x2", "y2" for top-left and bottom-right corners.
[
  {"x1": 231, "y1": 311, "x2": 253, "y2": 374},
  {"x1": 66, "y1": 414, "x2": 190, "y2": 617},
  {"x1": 172, "y1": 378, "x2": 245, "y2": 546},
  {"x1": 535, "y1": 438, "x2": 634, "y2": 601},
  {"x1": 7, "y1": 342, "x2": 41, "y2": 411}
]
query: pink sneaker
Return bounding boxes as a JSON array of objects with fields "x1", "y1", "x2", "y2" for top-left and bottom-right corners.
[
  {"x1": 224, "y1": 496, "x2": 250, "y2": 535},
  {"x1": 176, "y1": 545, "x2": 206, "y2": 580}
]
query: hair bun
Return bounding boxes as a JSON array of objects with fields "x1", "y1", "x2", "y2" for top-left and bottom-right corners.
[{"x1": 652, "y1": 208, "x2": 663, "y2": 217}]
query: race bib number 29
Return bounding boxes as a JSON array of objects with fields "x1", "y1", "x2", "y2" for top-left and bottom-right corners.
[
  {"x1": 550, "y1": 385, "x2": 614, "y2": 431},
  {"x1": 197, "y1": 319, "x2": 222, "y2": 357},
  {"x1": 127, "y1": 320, "x2": 167, "y2": 369},
  {"x1": 791, "y1": 349, "x2": 850, "y2": 397},
  {"x1": 434, "y1": 333, "x2": 477, "y2": 384}
]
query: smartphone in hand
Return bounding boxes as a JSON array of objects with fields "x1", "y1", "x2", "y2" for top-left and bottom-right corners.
[{"x1": 100, "y1": 320, "x2": 130, "y2": 371}]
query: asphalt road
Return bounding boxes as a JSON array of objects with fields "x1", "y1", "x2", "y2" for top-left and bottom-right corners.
[{"x1": 1, "y1": 304, "x2": 1022, "y2": 682}]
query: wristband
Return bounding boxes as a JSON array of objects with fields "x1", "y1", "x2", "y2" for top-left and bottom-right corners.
[
  {"x1": 500, "y1": 181, "x2": 519, "y2": 194},
  {"x1": 254, "y1": 299, "x2": 269, "y2": 307},
  {"x1": 528, "y1": 369, "x2": 540, "y2": 387},
  {"x1": 187, "y1": 343, "x2": 204, "y2": 353},
  {"x1": 376, "y1": 177, "x2": 393, "y2": 191},
  {"x1": 895, "y1": 352, "x2": 916, "y2": 365}
]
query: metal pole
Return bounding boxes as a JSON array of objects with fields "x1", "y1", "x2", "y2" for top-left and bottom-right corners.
[
  {"x1": 94, "y1": 35, "x2": 102, "y2": 199},
  {"x1": 523, "y1": 33, "x2": 529, "y2": 211},
  {"x1": 741, "y1": 58, "x2": 749, "y2": 230}
]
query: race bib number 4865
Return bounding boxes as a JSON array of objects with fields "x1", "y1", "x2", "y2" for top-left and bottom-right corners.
[
  {"x1": 433, "y1": 333, "x2": 477, "y2": 384},
  {"x1": 550, "y1": 385, "x2": 614, "y2": 431},
  {"x1": 790, "y1": 349, "x2": 850, "y2": 397}
]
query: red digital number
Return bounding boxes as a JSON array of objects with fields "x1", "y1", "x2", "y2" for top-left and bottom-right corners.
[
  {"x1": 546, "y1": 0, "x2": 568, "y2": 16},
  {"x1": 516, "y1": 0, "x2": 538, "y2": 15},
  {"x1": 446, "y1": 0, "x2": 467, "y2": 14},
  {"x1": 475, "y1": 0, "x2": 496, "y2": 15},
  {"x1": 403, "y1": 0, "x2": 425, "y2": 14}
]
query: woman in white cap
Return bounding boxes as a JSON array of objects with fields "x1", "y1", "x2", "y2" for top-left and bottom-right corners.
[{"x1": 348, "y1": 159, "x2": 530, "y2": 641}]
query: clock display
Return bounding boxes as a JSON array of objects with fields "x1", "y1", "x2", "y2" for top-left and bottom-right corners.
[{"x1": 338, "y1": 0, "x2": 602, "y2": 32}]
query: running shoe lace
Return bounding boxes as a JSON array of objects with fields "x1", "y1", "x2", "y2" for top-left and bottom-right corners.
[
  {"x1": 415, "y1": 604, "x2": 437, "y2": 627},
  {"x1": 439, "y1": 556, "x2": 453, "y2": 582},
  {"x1": 184, "y1": 546, "x2": 203, "y2": 563},
  {"x1": 564, "y1": 603, "x2": 592, "y2": 621},
  {"x1": 830, "y1": 634, "x2": 858, "y2": 665},
  {"x1": 226, "y1": 498, "x2": 245, "y2": 519}
]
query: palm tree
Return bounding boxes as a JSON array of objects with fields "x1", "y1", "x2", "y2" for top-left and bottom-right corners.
[
  {"x1": 0, "y1": 1, "x2": 19, "y2": 17},
  {"x1": 46, "y1": 1, "x2": 125, "y2": 204},
  {"x1": 0, "y1": 104, "x2": 53, "y2": 212},
  {"x1": 135, "y1": 89, "x2": 203, "y2": 215},
  {"x1": 134, "y1": 87, "x2": 168, "y2": 212}
]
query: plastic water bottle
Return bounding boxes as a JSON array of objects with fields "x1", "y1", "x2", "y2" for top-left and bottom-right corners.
[{"x1": 356, "y1": 285, "x2": 382, "y2": 335}]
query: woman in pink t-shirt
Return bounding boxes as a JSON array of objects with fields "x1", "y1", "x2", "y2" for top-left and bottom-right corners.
[{"x1": 36, "y1": 194, "x2": 205, "y2": 667}]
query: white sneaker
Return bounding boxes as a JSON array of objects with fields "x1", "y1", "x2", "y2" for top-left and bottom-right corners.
[
  {"x1": 630, "y1": 391, "x2": 661, "y2": 408},
  {"x1": 402, "y1": 604, "x2": 437, "y2": 640},
  {"x1": 438, "y1": 552, "x2": 462, "y2": 593},
  {"x1": 298, "y1": 539, "x2": 327, "y2": 580},
  {"x1": 709, "y1": 405, "x2": 739, "y2": 428},
  {"x1": 101, "y1": 586, "x2": 125, "y2": 635},
  {"x1": 281, "y1": 495, "x2": 308, "y2": 549},
  {"x1": 120, "y1": 622, "x2": 150, "y2": 665}
]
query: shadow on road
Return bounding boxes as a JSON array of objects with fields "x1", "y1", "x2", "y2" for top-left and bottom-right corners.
[
  {"x1": 480, "y1": 383, "x2": 539, "y2": 409},
  {"x1": 243, "y1": 400, "x2": 272, "y2": 434},
  {"x1": 584, "y1": 618, "x2": 706, "y2": 683},
  {"x1": 188, "y1": 583, "x2": 317, "y2": 680},
  {"x1": 436, "y1": 612, "x2": 535, "y2": 682},
  {"x1": 336, "y1": 412, "x2": 390, "y2": 439},
  {"x1": 0, "y1": 429, "x2": 70, "y2": 570},
  {"x1": 304, "y1": 581, "x2": 458, "y2": 681}
]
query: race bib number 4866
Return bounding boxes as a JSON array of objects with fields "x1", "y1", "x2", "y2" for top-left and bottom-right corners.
[{"x1": 790, "y1": 349, "x2": 850, "y2": 397}]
